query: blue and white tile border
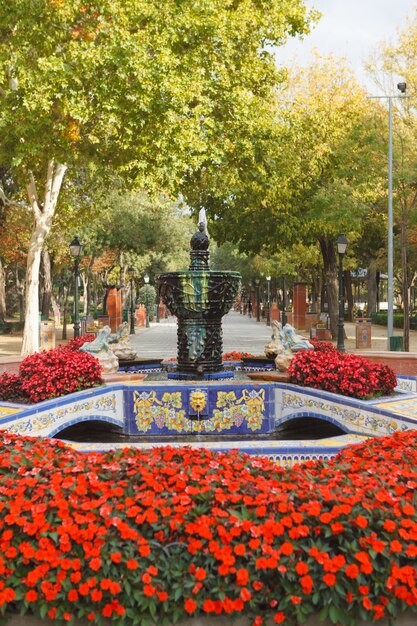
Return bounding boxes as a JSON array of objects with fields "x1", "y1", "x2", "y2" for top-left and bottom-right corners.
[{"x1": 0, "y1": 375, "x2": 416, "y2": 464}]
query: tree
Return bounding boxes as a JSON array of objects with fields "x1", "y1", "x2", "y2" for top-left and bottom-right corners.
[
  {"x1": 0, "y1": 0, "x2": 316, "y2": 354},
  {"x1": 194, "y1": 56, "x2": 385, "y2": 337}
]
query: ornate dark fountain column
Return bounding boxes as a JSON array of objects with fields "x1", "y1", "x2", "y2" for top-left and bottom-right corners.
[{"x1": 157, "y1": 222, "x2": 241, "y2": 379}]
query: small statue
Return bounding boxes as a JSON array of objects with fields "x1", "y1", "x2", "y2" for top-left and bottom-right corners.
[
  {"x1": 80, "y1": 325, "x2": 119, "y2": 374},
  {"x1": 190, "y1": 221, "x2": 210, "y2": 251},
  {"x1": 282, "y1": 324, "x2": 313, "y2": 352},
  {"x1": 264, "y1": 321, "x2": 284, "y2": 359},
  {"x1": 109, "y1": 321, "x2": 130, "y2": 344},
  {"x1": 109, "y1": 323, "x2": 138, "y2": 361},
  {"x1": 80, "y1": 326, "x2": 112, "y2": 353},
  {"x1": 264, "y1": 323, "x2": 313, "y2": 372}
]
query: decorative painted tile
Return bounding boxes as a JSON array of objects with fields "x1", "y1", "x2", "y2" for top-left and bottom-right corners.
[
  {"x1": 0, "y1": 405, "x2": 23, "y2": 417},
  {"x1": 374, "y1": 397, "x2": 417, "y2": 420}
]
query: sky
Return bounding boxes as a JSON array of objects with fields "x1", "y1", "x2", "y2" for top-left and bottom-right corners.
[{"x1": 276, "y1": 0, "x2": 417, "y2": 90}]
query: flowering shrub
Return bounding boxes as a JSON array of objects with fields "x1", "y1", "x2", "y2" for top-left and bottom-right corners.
[
  {"x1": 63, "y1": 334, "x2": 97, "y2": 352},
  {"x1": 0, "y1": 430, "x2": 415, "y2": 625},
  {"x1": 0, "y1": 373, "x2": 25, "y2": 402},
  {"x1": 222, "y1": 351, "x2": 254, "y2": 361},
  {"x1": 309, "y1": 339, "x2": 337, "y2": 353},
  {"x1": 288, "y1": 350, "x2": 397, "y2": 399},
  {"x1": 18, "y1": 348, "x2": 103, "y2": 403}
]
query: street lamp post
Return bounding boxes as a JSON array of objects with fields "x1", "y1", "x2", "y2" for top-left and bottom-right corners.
[
  {"x1": 266, "y1": 276, "x2": 271, "y2": 326},
  {"x1": 282, "y1": 276, "x2": 287, "y2": 326},
  {"x1": 69, "y1": 236, "x2": 83, "y2": 339},
  {"x1": 369, "y1": 82, "x2": 408, "y2": 350},
  {"x1": 144, "y1": 273, "x2": 150, "y2": 328},
  {"x1": 255, "y1": 278, "x2": 261, "y2": 322},
  {"x1": 337, "y1": 234, "x2": 348, "y2": 353},
  {"x1": 128, "y1": 267, "x2": 136, "y2": 335}
]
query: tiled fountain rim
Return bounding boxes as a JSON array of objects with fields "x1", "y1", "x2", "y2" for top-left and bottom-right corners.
[{"x1": 0, "y1": 378, "x2": 415, "y2": 429}]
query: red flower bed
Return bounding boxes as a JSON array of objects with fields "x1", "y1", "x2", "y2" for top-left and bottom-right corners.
[
  {"x1": 19, "y1": 349, "x2": 103, "y2": 403},
  {"x1": 0, "y1": 373, "x2": 25, "y2": 403},
  {"x1": 0, "y1": 339, "x2": 103, "y2": 404},
  {"x1": 309, "y1": 339, "x2": 337, "y2": 353},
  {"x1": 0, "y1": 431, "x2": 415, "y2": 625},
  {"x1": 222, "y1": 351, "x2": 255, "y2": 361},
  {"x1": 288, "y1": 350, "x2": 397, "y2": 399}
]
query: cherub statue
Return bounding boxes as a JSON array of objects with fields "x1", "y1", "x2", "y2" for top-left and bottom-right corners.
[
  {"x1": 79, "y1": 325, "x2": 119, "y2": 373},
  {"x1": 264, "y1": 321, "x2": 285, "y2": 359},
  {"x1": 282, "y1": 324, "x2": 313, "y2": 352},
  {"x1": 80, "y1": 326, "x2": 112, "y2": 353}
]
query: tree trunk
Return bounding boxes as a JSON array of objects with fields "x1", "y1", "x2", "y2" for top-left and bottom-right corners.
[
  {"x1": 85, "y1": 256, "x2": 95, "y2": 317},
  {"x1": 21, "y1": 160, "x2": 67, "y2": 356},
  {"x1": 15, "y1": 265, "x2": 25, "y2": 323},
  {"x1": 81, "y1": 273, "x2": 88, "y2": 316},
  {"x1": 62, "y1": 285, "x2": 69, "y2": 340},
  {"x1": 0, "y1": 259, "x2": 6, "y2": 323},
  {"x1": 366, "y1": 263, "x2": 378, "y2": 317},
  {"x1": 311, "y1": 272, "x2": 320, "y2": 313},
  {"x1": 41, "y1": 248, "x2": 54, "y2": 319},
  {"x1": 344, "y1": 269, "x2": 353, "y2": 322},
  {"x1": 319, "y1": 237, "x2": 338, "y2": 338}
]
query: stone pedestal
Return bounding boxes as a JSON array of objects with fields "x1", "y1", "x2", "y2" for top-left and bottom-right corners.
[
  {"x1": 40, "y1": 321, "x2": 55, "y2": 350},
  {"x1": 355, "y1": 319, "x2": 372, "y2": 349},
  {"x1": 106, "y1": 287, "x2": 122, "y2": 332},
  {"x1": 293, "y1": 283, "x2": 308, "y2": 330}
]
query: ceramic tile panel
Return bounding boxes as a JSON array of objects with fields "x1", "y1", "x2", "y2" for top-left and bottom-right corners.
[
  {"x1": 273, "y1": 384, "x2": 412, "y2": 438},
  {"x1": 2, "y1": 389, "x2": 124, "y2": 438},
  {"x1": 396, "y1": 375, "x2": 417, "y2": 393},
  {"x1": 126, "y1": 383, "x2": 273, "y2": 435}
]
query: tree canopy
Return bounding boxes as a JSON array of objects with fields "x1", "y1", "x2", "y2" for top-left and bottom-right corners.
[{"x1": 0, "y1": 0, "x2": 318, "y2": 187}]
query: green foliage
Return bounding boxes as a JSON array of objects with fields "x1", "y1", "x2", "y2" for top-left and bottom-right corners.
[
  {"x1": 371, "y1": 311, "x2": 417, "y2": 329},
  {"x1": 0, "y1": 0, "x2": 317, "y2": 188}
]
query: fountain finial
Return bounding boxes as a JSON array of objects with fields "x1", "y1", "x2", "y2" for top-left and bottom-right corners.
[{"x1": 189, "y1": 210, "x2": 210, "y2": 269}]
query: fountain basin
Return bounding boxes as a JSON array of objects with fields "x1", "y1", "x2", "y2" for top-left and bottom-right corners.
[{"x1": 158, "y1": 270, "x2": 240, "y2": 377}]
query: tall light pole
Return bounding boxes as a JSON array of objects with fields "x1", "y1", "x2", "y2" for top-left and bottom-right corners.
[
  {"x1": 255, "y1": 278, "x2": 261, "y2": 322},
  {"x1": 128, "y1": 267, "x2": 136, "y2": 335},
  {"x1": 369, "y1": 82, "x2": 408, "y2": 350},
  {"x1": 336, "y1": 234, "x2": 348, "y2": 353},
  {"x1": 144, "y1": 273, "x2": 150, "y2": 328},
  {"x1": 266, "y1": 276, "x2": 271, "y2": 326},
  {"x1": 282, "y1": 276, "x2": 287, "y2": 326},
  {"x1": 69, "y1": 236, "x2": 83, "y2": 338}
]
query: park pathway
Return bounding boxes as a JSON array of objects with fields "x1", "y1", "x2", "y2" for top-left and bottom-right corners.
[{"x1": 129, "y1": 311, "x2": 274, "y2": 360}]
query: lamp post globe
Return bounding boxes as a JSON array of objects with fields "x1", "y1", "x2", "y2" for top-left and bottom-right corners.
[
  {"x1": 69, "y1": 237, "x2": 83, "y2": 338},
  {"x1": 336, "y1": 234, "x2": 348, "y2": 352}
]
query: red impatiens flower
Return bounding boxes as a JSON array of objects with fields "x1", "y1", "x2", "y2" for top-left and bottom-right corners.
[{"x1": 0, "y1": 428, "x2": 414, "y2": 625}]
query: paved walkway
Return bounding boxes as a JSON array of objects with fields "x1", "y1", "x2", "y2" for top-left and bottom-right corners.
[{"x1": 0, "y1": 311, "x2": 415, "y2": 358}]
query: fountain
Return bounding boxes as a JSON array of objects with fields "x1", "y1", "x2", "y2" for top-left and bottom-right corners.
[
  {"x1": 157, "y1": 211, "x2": 241, "y2": 379},
  {"x1": 0, "y1": 211, "x2": 409, "y2": 466}
]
